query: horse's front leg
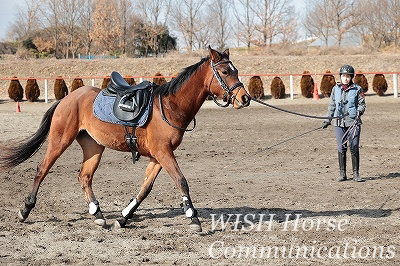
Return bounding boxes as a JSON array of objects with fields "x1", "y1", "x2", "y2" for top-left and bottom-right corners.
[
  {"x1": 113, "y1": 158, "x2": 162, "y2": 228},
  {"x1": 155, "y1": 150, "x2": 202, "y2": 232}
]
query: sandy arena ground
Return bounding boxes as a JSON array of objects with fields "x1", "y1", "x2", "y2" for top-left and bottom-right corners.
[{"x1": 0, "y1": 91, "x2": 400, "y2": 265}]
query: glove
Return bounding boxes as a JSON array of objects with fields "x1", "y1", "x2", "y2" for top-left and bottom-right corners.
[{"x1": 322, "y1": 121, "x2": 330, "y2": 129}]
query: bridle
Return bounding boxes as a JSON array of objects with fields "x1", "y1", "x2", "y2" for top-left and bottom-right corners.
[
  {"x1": 209, "y1": 59, "x2": 245, "y2": 108},
  {"x1": 159, "y1": 57, "x2": 246, "y2": 131}
]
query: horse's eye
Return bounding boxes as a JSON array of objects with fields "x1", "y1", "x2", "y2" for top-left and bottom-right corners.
[{"x1": 221, "y1": 70, "x2": 228, "y2": 75}]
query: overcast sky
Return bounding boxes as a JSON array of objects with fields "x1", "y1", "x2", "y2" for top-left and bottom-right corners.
[{"x1": 0, "y1": 0, "x2": 307, "y2": 42}]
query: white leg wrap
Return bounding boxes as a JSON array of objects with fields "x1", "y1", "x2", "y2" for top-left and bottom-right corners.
[
  {"x1": 182, "y1": 196, "x2": 194, "y2": 218},
  {"x1": 88, "y1": 201, "x2": 99, "y2": 215},
  {"x1": 185, "y1": 208, "x2": 194, "y2": 218},
  {"x1": 122, "y1": 198, "x2": 138, "y2": 218}
]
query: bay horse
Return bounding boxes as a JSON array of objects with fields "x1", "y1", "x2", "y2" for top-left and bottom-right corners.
[{"x1": 0, "y1": 47, "x2": 250, "y2": 232}]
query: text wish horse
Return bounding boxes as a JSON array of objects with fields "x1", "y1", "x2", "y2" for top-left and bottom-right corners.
[{"x1": 0, "y1": 47, "x2": 250, "y2": 232}]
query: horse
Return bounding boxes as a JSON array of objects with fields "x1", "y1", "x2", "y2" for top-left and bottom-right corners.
[{"x1": 0, "y1": 46, "x2": 251, "y2": 232}]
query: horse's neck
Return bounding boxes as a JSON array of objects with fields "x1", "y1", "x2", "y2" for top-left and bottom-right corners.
[{"x1": 166, "y1": 67, "x2": 211, "y2": 122}]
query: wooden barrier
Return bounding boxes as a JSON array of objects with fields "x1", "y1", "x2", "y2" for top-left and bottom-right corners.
[{"x1": 1, "y1": 72, "x2": 399, "y2": 102}]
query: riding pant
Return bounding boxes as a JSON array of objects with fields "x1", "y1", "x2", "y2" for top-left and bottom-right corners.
[{"x1": 335, "y1": 126, "x2": 361, "y2": 153}]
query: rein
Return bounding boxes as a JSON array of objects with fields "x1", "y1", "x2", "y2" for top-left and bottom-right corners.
[
  {"x1": 224, "y1": 125, "x2": 323, "y2": 169},
  {"x1": 341, "y1": 116, "x2": 360, "y2": 149},
  {"x1": 251, "y1": 97, "x2": 347, "y2": 120},
  {"x1": 159, "y1": 95, "x2": 196, "y2": 132}
]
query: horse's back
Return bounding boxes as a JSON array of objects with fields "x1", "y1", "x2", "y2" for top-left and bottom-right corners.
[{"x1": 68, "y1": 85, "x2": 100, "y2": 102}]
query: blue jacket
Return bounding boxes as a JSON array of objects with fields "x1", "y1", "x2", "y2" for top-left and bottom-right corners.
[{"x1": 325, "y1": 82, "x2": 366, "y2": 127}]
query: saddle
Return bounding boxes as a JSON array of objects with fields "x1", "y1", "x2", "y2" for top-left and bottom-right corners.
[{"x1": 104, "y1": 71, "x2": 154, "y2": 122}]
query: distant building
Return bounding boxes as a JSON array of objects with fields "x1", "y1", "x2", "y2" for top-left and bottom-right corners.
[{"x1": 308, "y1": 33, "x2": 362, "y2": 47}]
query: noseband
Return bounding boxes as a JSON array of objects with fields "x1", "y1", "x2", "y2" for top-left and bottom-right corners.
[{"x1": 210, "y1": 60, "x2": 244, "y2": 108}]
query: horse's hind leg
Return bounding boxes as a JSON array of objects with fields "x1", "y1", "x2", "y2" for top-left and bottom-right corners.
[
  {"x1": 18, "y1": 124, "x2": 78, "y2": 222},
  {"x1": 76, "y1": 131, "x2": 105, "y2": 227},
  {"x1": 113, "y1": 158, "x2": 162, "y2": 228}
]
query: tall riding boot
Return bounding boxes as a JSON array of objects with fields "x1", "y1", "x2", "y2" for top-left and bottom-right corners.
[
  {"x1": 337, "y1": 151, "x2": 347, "y2": 181},
  {"x1": 351, "y1": 150, "x2": 364, "y2": 182}
]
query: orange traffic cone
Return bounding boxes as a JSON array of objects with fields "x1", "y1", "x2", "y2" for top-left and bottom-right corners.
[
  {"x1": 16, "y1": 101, "x2": 21, "y2": 113},
  {"x1": 313, "y1": 83, "x2": 320, "y2": 100}
]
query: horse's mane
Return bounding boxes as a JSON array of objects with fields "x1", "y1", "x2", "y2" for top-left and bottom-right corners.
[{"x1": 153, "y1": 56, "x2": 210, "y2": 97}]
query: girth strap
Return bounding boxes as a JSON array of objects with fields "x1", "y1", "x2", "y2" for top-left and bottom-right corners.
[{"x1": 124, "y1": 126, "x2": 140, "y2": 163}]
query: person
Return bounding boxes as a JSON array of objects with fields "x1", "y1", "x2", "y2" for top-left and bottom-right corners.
[{"x1": 322, "y1": 65, "x2": 366, "y2": 182}]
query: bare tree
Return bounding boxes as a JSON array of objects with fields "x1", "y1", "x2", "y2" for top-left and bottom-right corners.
[
  {"x1": 359, "y1": 0, "x2": 400, "y2": 48},
  {"x1": 79, "y1": 0, "x2": 94, "y2": 55},
  {"x1": 252, "y1": 0, "x2": 297, "y2": 47},
  {"x1": 170, "y1": 0, "x2": 207, "y2": 51},
  {"x1": 119, "y1": 0, "x2": 133, "y2": 54},
  {"x1": 136, "y1": 0, "x2": 171, "y2": 26},
  {"x1": 305, "y1": 0, "x2": 361, "y2": 47},
  {"x1": 6, "y1": 0, "x2": 41, "y2": 41},
  {"x1": 209, "y1": 0, "x2": 231, "y2": 50},
  {"x1": 304, "y1": 0, "x2": 333, "y2": 46},
  {"x1": 91, "y1": 0, "x2": 122, "y2": 54},
  {"x1": 194, "y1": 19, "x2": 212, "y2": 50},
  {"x1": 58, "y1": 0, "x2": 85, "y2": 58},
  {"x1": 329, "y1": 0, "x2": 362, "y2": 47},
  {"x1": 136, "y1": 0, "x2": 172, "y2": 55},
  {"x1": 39, "y1": 0, "x2": 62, "y2": 58},
  {"x1": 388, "y1": 0, "x2": 400, "y2": 46},
  {"x1": 232, "y1": 0, "x2": 256, "y2": 49},
  {"x1": 279, "y1": 5, "x2": 299, "y2": 45}
]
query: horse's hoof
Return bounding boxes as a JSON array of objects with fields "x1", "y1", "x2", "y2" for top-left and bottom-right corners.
[
  {"x1": 94, "y1": 219, "x2": 106, "y2": 227},
  {"x1": 189, "y1": 223, "x2": 202, "y2": 232},
  {"x1": 189, "y1": 217, "x2": 202, "y2": 232},
  {"x1": 17, "y1": 210, "x2": 27, "y2": 222},
  {"x1": 112, "y1": 220, "x2": 123, "y2": 230}
]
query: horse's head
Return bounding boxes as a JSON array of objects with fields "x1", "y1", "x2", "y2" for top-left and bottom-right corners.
[{"x1": 208, "y1": 46, "x2": 251, "y2": 109}]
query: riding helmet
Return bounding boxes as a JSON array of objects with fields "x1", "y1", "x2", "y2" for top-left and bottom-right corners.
[{"x1": 339, "y1": 65, "x2": 355, "y2": 78}]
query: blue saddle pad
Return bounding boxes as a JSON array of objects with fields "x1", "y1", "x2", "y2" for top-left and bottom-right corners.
[{"x1": 93, "y1": 91, "x2": 153, "y2": 127}]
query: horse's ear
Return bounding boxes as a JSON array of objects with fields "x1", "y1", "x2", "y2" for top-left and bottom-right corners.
[
  {"x1": 208, "y1": 45, "x2": 221, "y2": 63},
  {"x1": 223, "y1": 48, "x2": 230, "y2": 58}
]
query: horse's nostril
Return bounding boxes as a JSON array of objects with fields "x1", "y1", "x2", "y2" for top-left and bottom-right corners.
[{"x1": 242, "y1": 95, "x2": 250, "y2": 106}]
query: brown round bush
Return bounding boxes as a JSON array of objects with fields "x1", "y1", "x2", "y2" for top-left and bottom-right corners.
[
  {"x1": 101, "y1": 76, "x2": 111, "y2": 89},
  {"x1": 153, "y1": 72, "x2": 167, "y2": 85},
  {"x1": 171, "y1": 72, "x2": 180, "y2": 81},
  {"x1": 247, "y1": 76, "x2": 264, "y2": 99},
  {"x1": 270, "y1": 76, "x2": 285, "y2": 99},
  {"x1": 354, "y1": 72, "x2": 368, "y2": 93},
  {"x1": 300, "y1": 71, "x2": 314, "y2": 98},
  {"x1": 320, "y1": 70, "x2": 336, "y2": 97},
  {"x1": 54, "y1": 76, "x2": 68, "y2": 100},
  {"x1": 372, "y1": 74, "x2": 387, "y2": 96},
  {"x1": 25, "y1": 78, "x2": 40, "y2": 102},
  {"x1": 124, "y1": 75, "x2": 136, "y2": 86},
  {"x1": 71, "y1": 78, "x2": 84, "y2": 92},
  {"x1": 8, "y1": 76, "x2": 24, "y2": 102}
]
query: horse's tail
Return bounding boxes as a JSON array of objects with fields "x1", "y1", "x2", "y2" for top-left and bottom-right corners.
[{"x1": 0, "y1": 101, "x2": 60, "y2": 169}]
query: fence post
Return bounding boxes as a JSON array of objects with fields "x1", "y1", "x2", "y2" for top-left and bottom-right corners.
[
  {"x1": 92, "y1": 79, "x2": 95, "y2": 87},
  {"x1": 44, "y1": 79, "x2": 48, "y2": 103},
  {"x1": 290, "y1": 75, "x2": 294, "y2": 100},
  {"x1": 393, "y1": 73, "x2": 398, "y2": 98},
  {"x1": 140, "y1": 78, "x2": 143, "y2": 83}
]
